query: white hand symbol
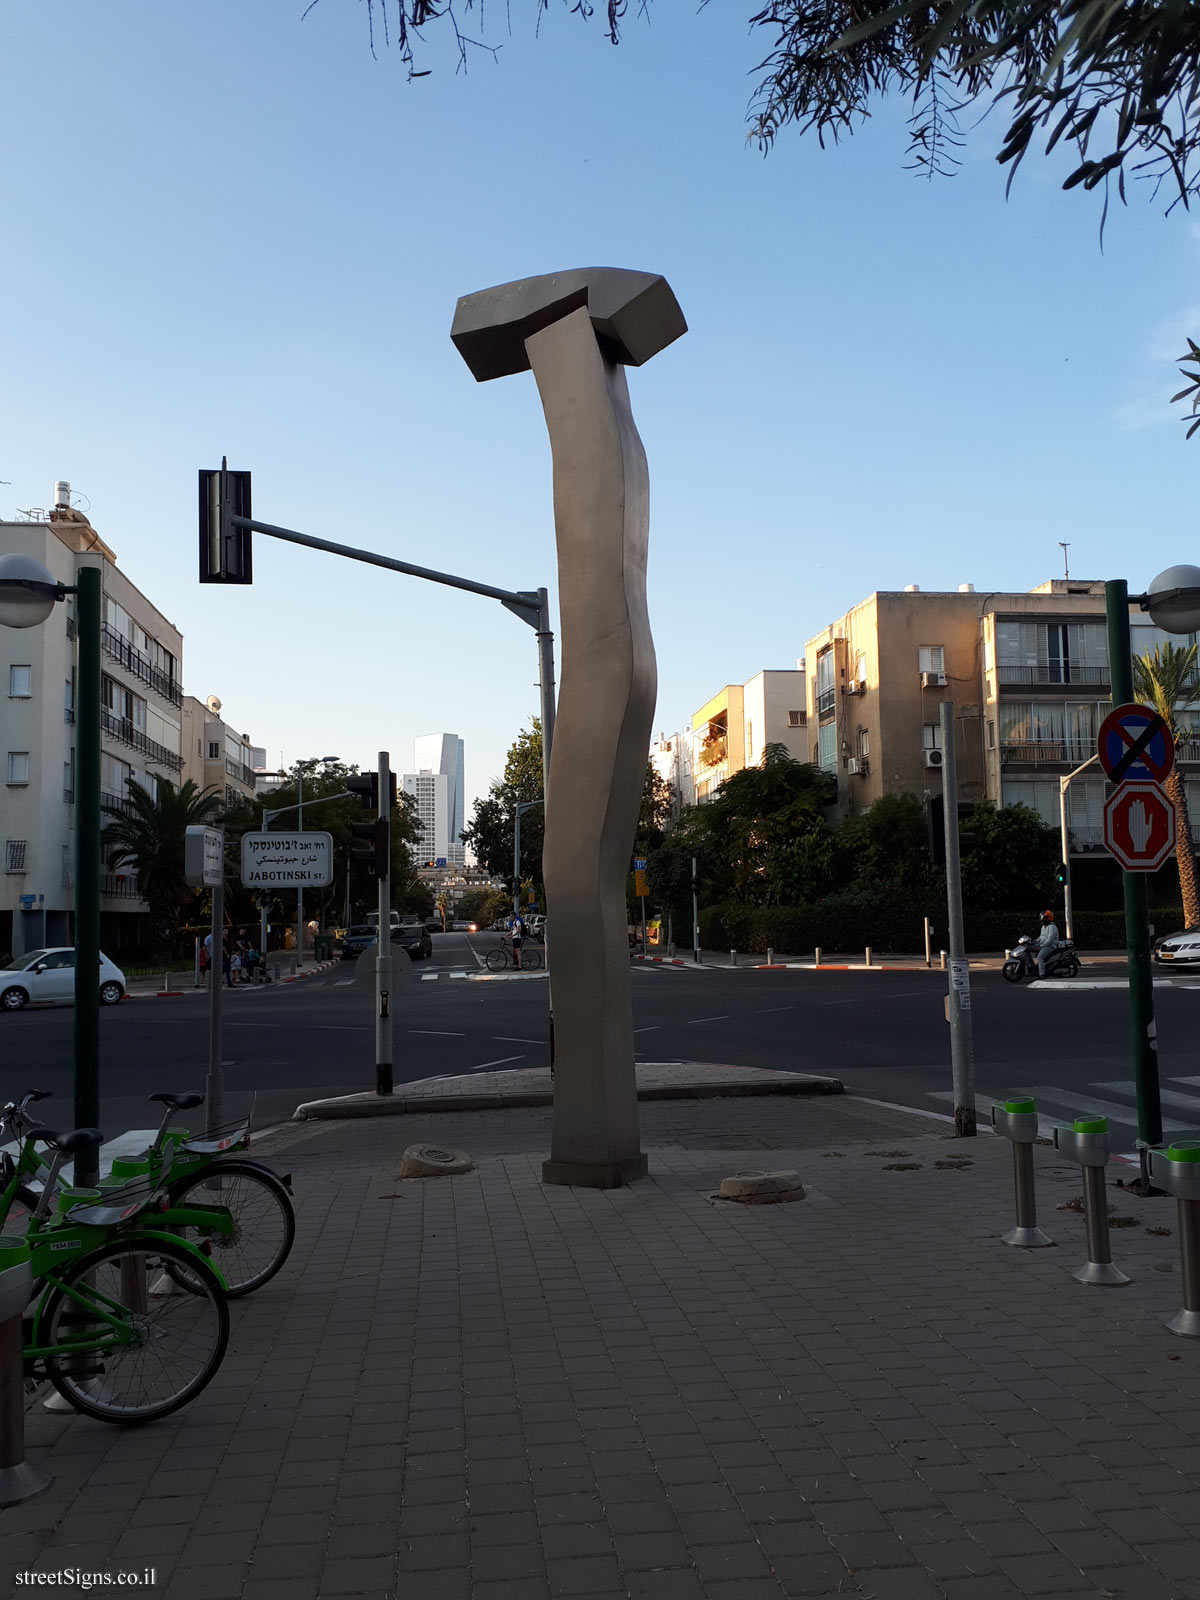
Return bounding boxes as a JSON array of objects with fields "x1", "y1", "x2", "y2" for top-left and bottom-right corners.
[{"x1": 1129, "y1": 801, "x2": 1153, "y2": 853}]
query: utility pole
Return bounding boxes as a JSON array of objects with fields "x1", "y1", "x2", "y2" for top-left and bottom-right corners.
[
  {"x1": 691, "y1": 857, "x2": 701, "y2": 965},
  {"x1": 940, "y1": 702, "x2": 976, "y2": 1136}
]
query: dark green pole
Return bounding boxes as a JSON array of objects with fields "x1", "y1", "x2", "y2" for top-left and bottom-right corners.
[
  {"x1": 74, "y1": 564, "x2": 102, "y2": 1186},
  {"x1": 1105, "y1": 579, "x2": 1163, "y2": 1160}
]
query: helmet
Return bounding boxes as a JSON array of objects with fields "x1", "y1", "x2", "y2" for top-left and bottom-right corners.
[{"x1": 1041, "y1": 909, "x2": 1055, "y2": 922}]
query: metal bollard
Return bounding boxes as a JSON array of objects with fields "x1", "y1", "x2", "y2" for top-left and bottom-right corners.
[
  {"x1": 767, "y1": 947, "x2": 775, "y2": 967},
  {"x1": 1148, "y1": 1143, "x2": 1200, "y2": 1336},
  {"x1": 730, "y1": 950, "x2": 737, "y2": 968},
  {"x1": 1053, "y1": 1118, "x2": 1130, "y2": 1285},
  {"x1": 0, "y1": 1236, "x2": 50, "y2": 1506},
  {"x1": 814, "y1": 946, "x2": 822, "y2": 968},
  {"x1": 939, "y1": 950, "x2": 947, "y2": 971},
  {"x1": 991, "y1": 1098, "x2": 1052, "y2": 1247},
  {"x1": 865, "y1": 946, "x2": 872, "y2": 967}
]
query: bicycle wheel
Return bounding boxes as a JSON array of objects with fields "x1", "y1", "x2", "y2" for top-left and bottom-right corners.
[
  {"x1": 165, "y1": 1161, "x2": 295, "y2": 1297},
  {"x1": 485, "y1": 947, "x2": 507, "y2": 971},
  {"x1": 42, "y1": 1237, "x2": 229, "y2": 1424},
  {"x1": 522, "y1": 947, "x2": 543, "y2": 970}
]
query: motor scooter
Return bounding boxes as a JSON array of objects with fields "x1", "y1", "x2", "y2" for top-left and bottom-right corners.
[{"x1": 1002, "y1": 933, "x2": 1080, "y2": 983}]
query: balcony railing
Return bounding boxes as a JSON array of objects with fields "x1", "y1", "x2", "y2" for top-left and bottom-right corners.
[
  {"x1": 226, "y1": 757, "x2": 255, "y2": 787},
  {"x1": 100, "y1": 623, "x2": 182, "y2": 707},
  {"x1": 1000, "y1": 739, "x2": 1096, "y2": 767},
  {"x1": 997, "y1": 665, "x2": 1110, "y2": 687},
  {"x1": 816, "y1": 688, "x2": 837, "y2": 716},
  {"x1": 1176, "y1": 740, "x2": 1200, "y2": 763},
  {"x1": 100, "y1": 790, "x2": 135, "y2": 817},
  {"x1": 100, "y1": 873, "x2": 143, "y2": 900},
  {"x1": 101, "y1": 708, "x2": 182, "y2": 772}
]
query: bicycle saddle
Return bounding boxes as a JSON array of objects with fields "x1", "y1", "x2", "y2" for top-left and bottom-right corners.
[
  {"x1": 149, "y1": 1092, "x2": 205, "y2": 1111},
  {"x1": 25, "y1": 1126, "x2": 103, "y2": 1153}
]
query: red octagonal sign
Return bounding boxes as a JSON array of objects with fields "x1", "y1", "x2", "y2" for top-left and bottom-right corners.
[{"x1": 1103, "y1": 782, "x2": 1177, "y2": 872}]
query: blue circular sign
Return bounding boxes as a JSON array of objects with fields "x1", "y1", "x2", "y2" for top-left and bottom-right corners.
[{"x1": 1097, "y1": 702, "x2": 1176, "y2": 784}]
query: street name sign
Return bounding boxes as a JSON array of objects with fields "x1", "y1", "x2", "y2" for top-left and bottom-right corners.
[
  {"x1": 1097, "y1": 702, "x2": 1176, "y2": 786},
  {"x1": 240, "y1": 831, "x2": 334, "y2": 887},
  {"x1": 184, "y1": 825, "x2": 224, "y2": 887},
  {"x1": 1102, "y1": 783, "x2": 1176, "y2": 872}
]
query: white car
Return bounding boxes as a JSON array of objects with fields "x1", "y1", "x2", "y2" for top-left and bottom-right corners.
[
  {"x1": 0, "y1": 948, "x2": 127, "y2": 1011},
  {"x1": 1153, "y1": 931, "x2": 1200, "y2": 965}
]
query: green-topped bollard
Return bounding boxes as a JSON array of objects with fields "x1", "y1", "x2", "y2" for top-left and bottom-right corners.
[
  {"x1": 1053, "y1": 1118, "x2": 1130, "y2": 1286},
  {"x1": 992, "y1": 1097, "x2": 1053, "y2": 1248},
  {"x1": 0, "y1": 1234, "x2": 51, "y2": 1506},
  {"x1": 1147, "y1": 1142, "x2": 1200, "y2": 1337}
]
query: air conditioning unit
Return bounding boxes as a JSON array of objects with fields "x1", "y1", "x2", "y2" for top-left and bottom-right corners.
[
  {"x1": 847, "y1": 757, "x2": 868, "y2": 776},
  {"x1": 845, "y1": 683, "x2": 865, "y2": 696},
  {"x1": 922, "y1": 671, "x2": 947, "y2": 688},
  {"x1": 923, "y1": 748, "x2": 944, "y2": 769}
]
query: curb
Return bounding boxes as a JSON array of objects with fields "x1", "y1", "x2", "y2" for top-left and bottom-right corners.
[{"x1": 294, "y1": 1071, "x2": 843, "y2": 1120}]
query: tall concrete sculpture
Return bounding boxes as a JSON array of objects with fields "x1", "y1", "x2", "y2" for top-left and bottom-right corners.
[{"x1": 452, "y1": 269, "x2": 687, "y2": 1188}]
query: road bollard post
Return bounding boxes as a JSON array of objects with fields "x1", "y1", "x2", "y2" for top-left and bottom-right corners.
[
  {"x1": 767, "y1": 947, "x2": 775, "y2": 967},
  {"x1": 0, "y1": 1236, "x2": 50, "y2": 1506},
  {"x1": 865, "y1": 946, "x2": 872, "y2": 967},
  {"x1": 991, "y1": 1098, "x2": 1053, "y2": 1247},
  {"x1": 1053, "y1": 1118, "x2": 1130, "y2": 1285},
  {"x1": 814, "y1": 947, "x2": 821, "y2": 968},
  {"x1": 730, "y1": 950, "x2": 737, "y2": 968},
  {"x1": 1148, "y1": 1143, "x2": 1200, "y2": 1336}
]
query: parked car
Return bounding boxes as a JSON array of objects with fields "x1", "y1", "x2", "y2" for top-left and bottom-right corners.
[
  {"x1": 1153, "y1": 930, "x2": 1200, "y2": 965},
  {"x1": 525, "y1": 915, "x2": 546, "y2": 943},
  {"x1": 0, "y1": 948, "x2": 126, "y2": 1011},
  {"x1": 340, "y1": 925, "x2": 378, "y2": 961},
  {"x1": 393, "y1": 916, "x2": 433, "y2": 960}
]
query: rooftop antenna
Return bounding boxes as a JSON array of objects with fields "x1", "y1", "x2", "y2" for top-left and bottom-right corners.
[{"x1": 1058, "y1": 541, "x2": 1070, "y2": 579}]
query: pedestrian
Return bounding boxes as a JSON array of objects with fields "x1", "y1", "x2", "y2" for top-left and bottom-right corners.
[
  {"x1": 510, "y1": 912, "x2": 525, "y2": 971},
  {"x1": 222, "y1": 936, "x2": 232, "y2": 988}
]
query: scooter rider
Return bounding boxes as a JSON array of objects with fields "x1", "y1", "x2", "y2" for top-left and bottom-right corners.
[{"x1": 1036, "y1": 909, "x2": 1060, "y2": 978}]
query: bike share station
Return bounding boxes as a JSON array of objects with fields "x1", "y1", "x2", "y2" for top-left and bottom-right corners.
[{"x1": 985, "y1": 571, "x2": 1200, "y2": 1337}]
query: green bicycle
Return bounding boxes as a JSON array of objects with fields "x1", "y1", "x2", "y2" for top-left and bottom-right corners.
[
  {"x1": 5, "y1": 1090, "x2": 295, "y2": 1298},
  {"x1": 2, "y1": 1124, "x2": 233, "y2": 1423}
]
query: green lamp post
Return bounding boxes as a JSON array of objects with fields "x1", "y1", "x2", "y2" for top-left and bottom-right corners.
[{"x1": 0, "y1": 553, "x2": 102, "y2": 1186}]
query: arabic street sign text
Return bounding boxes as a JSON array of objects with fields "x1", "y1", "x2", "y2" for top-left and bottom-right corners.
[
  {"x1": 184, "y1": 826, "x2": 224, "y2": 888},
  {"x1": 240, "y1": 831, "x2": 334, "y2": 887}
]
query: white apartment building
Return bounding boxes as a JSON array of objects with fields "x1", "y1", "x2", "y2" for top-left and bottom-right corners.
[
  {"x1": 651, "y1": 730, "x2": 696, "y2": 817},
  {"x1": 689, "y1": 667, "x2": 809, "y2": 803},
  {"x1": 404, "y1": 733, "x2": 466, "y2": 865},
  {"x1": 1, "y1": 486, "x2": 183, "y2": 959}
]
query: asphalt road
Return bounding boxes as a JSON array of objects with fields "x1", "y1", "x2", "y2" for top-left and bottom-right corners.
[{"x1": 3, "y1": 931, "x2": 1199, "y2": 1154}]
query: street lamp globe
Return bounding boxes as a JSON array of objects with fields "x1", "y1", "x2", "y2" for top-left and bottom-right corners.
[
  {"x1": 0, "y1": 552, "x2": 60, "y2": 629},
  {"x1": 1144, "y1": 566, "x2": 1200, "y2": 635}
]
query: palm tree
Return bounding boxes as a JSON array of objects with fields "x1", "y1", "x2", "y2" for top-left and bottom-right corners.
[
  {"x1": 1133, "y1": 641, "x2": 1200, "y2": 929},
  {"x1": 101, "y1": 777, "x2": 224, "y2": 955}
]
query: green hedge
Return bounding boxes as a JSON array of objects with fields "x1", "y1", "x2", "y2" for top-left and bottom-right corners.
[{"x1": 699, "y1": 900, "x2": 1190, "y2": 955}]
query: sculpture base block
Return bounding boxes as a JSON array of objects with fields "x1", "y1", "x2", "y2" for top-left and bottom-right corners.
[{"x1": 542, "y1": 1153, "x2": 649, "y2": 1190}]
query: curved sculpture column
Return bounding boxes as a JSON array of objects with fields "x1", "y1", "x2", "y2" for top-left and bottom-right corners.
[{"x1": 452, "y1": 269, "x2": 686, "y2": 1189}]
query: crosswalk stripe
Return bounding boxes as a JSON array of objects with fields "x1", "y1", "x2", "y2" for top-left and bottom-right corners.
[
  {"x1": 1025, "y1": 1084, "x2": 1192, "y2": 1131},
  {"x1": 1093, "y1": 1080, "x2": 1200, "y2": 1118}
]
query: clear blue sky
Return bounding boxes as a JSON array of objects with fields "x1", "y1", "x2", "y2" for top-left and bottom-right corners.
[{"x1": 3, "y1": 1, "x2": 1197, "y2": 823}]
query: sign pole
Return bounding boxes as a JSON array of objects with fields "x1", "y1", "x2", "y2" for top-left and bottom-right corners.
[
  {"x1": 1105, "y1": 580, "x2": 1163, "y2": 1180},
  {"x1": 376, "y1": 751, "x2": 394, "y2": 1097},
  {"x1": 940, "y1": 702, "x2": 976, "y2": 1137},
  {"x1": 207, "y1": 842, "x2": 224, "y2": 1138}
]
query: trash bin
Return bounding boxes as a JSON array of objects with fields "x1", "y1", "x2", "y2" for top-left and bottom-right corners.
[{"x1": 313, "y1": 935, "x2": 332, "y2": 962}]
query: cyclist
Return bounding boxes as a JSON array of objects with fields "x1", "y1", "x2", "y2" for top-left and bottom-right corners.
[{"x1": 510, "y1": 912, "x2": 525, "y2": 971}]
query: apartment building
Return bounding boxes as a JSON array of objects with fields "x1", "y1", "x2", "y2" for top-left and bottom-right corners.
[
  {"x1": 651, "y1": 730, "x2": 695, "y2": 817},
  {"x1": 403, "y1": 733, "x2": 466, "y2": 866},
  {"x1": 689, "y1": 669, "x2": 808, "y2": 803},
  {"x1": 1, "y1": 485, "x2": 183, "y2": 958},
  {"x1": 180, "y1": 695, "x2": 258, "y2": 808},
  {"x1": 802, "y1": 579, "x2": 1199, "y2": 854}
]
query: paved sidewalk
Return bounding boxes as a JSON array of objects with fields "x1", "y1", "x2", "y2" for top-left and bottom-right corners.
[{"x1": 9, "y1": 1077, "x2": 1200, "y2": 1600}]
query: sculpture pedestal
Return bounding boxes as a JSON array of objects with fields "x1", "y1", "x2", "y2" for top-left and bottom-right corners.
[{"x1": 542, "y1": 1153, "x2": 649, "y2": 1190}]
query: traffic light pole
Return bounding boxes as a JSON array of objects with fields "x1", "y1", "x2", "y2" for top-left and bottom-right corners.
[
  {"x1": 1105, "y1": 579, "x2": 1163, "y2": 1186},
  {"x1": 376, "y1": 751, "x2": 394, "y2": 1097}
]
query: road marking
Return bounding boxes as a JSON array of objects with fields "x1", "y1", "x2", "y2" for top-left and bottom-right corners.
[
  {"x1": 494, "y1": 1036, "x2": 544, "y2": 1044},
  {"x1": 1023, "y1": 1084, "x2": 1191, "y2": 1131},
  {"x1": 334, "y1": 979, "x2": 354, "y2": 987},
  {"x1": 472, "y1": 1054, "x2": 525, "y2": 1071},
  {"x1": 409, "y1": 1029, "x2": 466, "y2": 1037},
  {"x1": 686, "y1": 1015, "x2": 730, "y2": 1025},
  {"x1": 633, "y1": 1026, "x2": 660, "y2": 1033},
  {"x1": 226, "y1": 1023, "x2": 276, "y2": 1028},
  {"x1": 314, "y1": 1024, "x2": 369, "y2": 1031},
  {"x1": 1093, "y1": 1080, "x2": 1200, "y2": 1116},
  {"x1": 754, "y1": 1006, "x2": 793, "y2": 1014},
  {"x1": 1174, "y1": 1077, "x2": 1200, "y2": 1087}
]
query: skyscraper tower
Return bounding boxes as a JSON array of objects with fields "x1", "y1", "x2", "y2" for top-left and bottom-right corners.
[{"x1": 405, "y1": 733, "x2": 466, "y2": 865}]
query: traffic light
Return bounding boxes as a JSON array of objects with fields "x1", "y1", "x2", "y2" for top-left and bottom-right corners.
[
  {"x1": 347, "y1": 773, "x2": 379, "y2": 812},
  {"x1": 351, "y1": 817, "x2": 389, "y2": 879},
  {"x1": 198, "y1": 461, "x2": 253, "y2": 584},
  {"x1": 1055, "y1": 862, "x2": 1070, "y2": 889}
]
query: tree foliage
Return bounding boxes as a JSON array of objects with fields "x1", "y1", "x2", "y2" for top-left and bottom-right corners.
[
  {"x1": 101, "y1": 777, "x2": 224, "y2": 957},
  {"x1": 1133, "y1": 640, "x2": 1200, "y2": 927},
  {"x1": 460, "y1": 719, "x2": 545, "y2": 889}
]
